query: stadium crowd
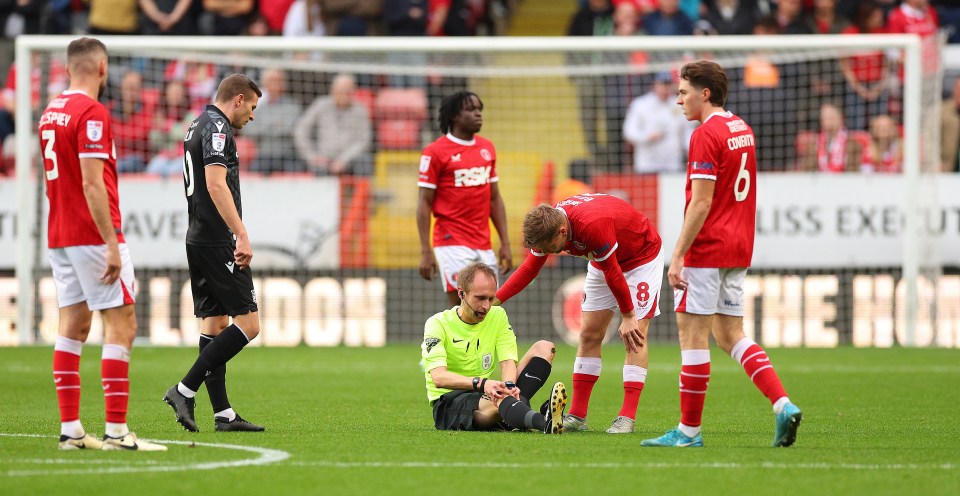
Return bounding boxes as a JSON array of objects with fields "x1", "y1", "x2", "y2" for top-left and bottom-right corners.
[{"x1": 0, "y1": 0, "x2": 956, "y2": 176}]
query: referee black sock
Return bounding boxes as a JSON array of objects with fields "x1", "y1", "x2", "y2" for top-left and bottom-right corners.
[
  {"x1": 199, "y1": 334, "x2": 231, "y2": 414},
  {"x1": 181, "y1": 324, "x2": 249, "y2": 392},
  {"x1": 516, "y1": 357, "x2": 552, "y2": 400},
  {"x1": 498, "y1": 396, "x2": 546, "y2": 431}
]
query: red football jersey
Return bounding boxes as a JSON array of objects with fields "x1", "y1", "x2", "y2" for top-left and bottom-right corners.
[
  {"x1": 497, "y1": 193, "x2": 661, "y2": 313},
  {"x1": 417, "y1": 133, "x2": 498, "y2": 249},
  {"x1": 39, "y1": 90, "x2": 124, "y2": 248},
  {"x1": 684, "y1": 111, "x2": 756, "y2": 268}
]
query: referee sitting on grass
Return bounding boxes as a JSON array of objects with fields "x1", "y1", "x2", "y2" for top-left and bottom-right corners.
[{"x1": 422, "y1": 262, "x2": 567, "y2": 433}]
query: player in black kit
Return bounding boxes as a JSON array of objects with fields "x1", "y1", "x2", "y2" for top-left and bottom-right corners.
[{"x1": 163, "y1": 74, "x2": 265, "y2": 432}]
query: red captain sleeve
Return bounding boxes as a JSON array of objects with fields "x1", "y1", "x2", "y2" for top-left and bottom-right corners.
[
  {"x1": 594, "y1": 256, "x2": 635, "y2": 314},
  {"x1": 496, "y1": 251, "x2": 548, "y2": 304}
]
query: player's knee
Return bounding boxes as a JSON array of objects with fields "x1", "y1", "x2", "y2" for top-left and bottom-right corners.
[
  {"x1": 578, "y1": 329, "x2": 604, "y2": 349},
  {"x1": 531, "y1": 340, "x2": 556, "y2": 361}
]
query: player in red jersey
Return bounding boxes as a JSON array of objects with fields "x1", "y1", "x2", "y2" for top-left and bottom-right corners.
[
  {"x1": 417, "y1": 91, "x2": 512, "y2": 306},
  {"x1": 496, "y1": 193, "x2": 663, "y2": 434},
  {"x1": 39, "y1": 37, "x2": 164, "y2": 451},
  {"x1": 642, "y1": 60, "x2": 801, "y2": 449}
]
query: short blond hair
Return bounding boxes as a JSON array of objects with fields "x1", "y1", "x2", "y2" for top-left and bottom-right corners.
[
  {"x1": 457, "y1": 263, "x2": 497, "y2": 293},
  {"x1": 521, "y1": 204, "x2": 566, "y2": 249}
]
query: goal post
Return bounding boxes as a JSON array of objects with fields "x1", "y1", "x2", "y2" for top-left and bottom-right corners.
[{"x1": 10, "y1": 34, "x2": 946, "y2": 348}]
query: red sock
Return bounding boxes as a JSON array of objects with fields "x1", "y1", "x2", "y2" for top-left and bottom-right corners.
[
  {"x1": 569, "y1": 373, "x2": 599, "y2": 418},
  {"x1": 738, "y1": 343, "x2": 787, "y2": 405},
  {"x1": 679, "y1": 362, "x2": 710, "y2": 427},
  {"x1": 619, "y1": 382, "x2": 645, "y2": 419},
  {"x1": 101, "y1": 345, "x2": 130, "y2": 424},
  {"x1": 53, "y1": 349, "x2": 81, "y2": 422}
]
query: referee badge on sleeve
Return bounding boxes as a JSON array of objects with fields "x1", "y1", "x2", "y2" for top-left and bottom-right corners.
[{"x1": 212, "y1": 133, "x2": 226, "y2": 152}]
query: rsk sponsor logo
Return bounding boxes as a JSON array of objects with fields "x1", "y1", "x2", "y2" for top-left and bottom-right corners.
[{"x1": 454, "y1": 166, "x2": 491, "y2": 187}]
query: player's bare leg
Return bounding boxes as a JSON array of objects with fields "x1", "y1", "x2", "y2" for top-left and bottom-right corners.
[
  {"x1": 444, "y1": 290, "x2": 460, "y2": 307},
  {"x1": 642, "y1": 313, "x2": 711, "y2": 447},
  {"x1": 55, "y1": 303, "x2": 101, "y2": 450},
  {"x1": 100, "y1": 304, "x2": 166, "y2": 451},
  {"x1": 564, "y1": 309, "x2": 612, "y2": 431},
  {"x1": 608, "y1": 319, "x2": 651, "y2": 434},
  {"x1": 713, "y1": 315, "x2": 802, "y2": 447}
]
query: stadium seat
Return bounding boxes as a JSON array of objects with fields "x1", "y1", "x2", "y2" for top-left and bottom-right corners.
[
  {"x1": 374, "y1": 88, "x2": 428, "y2": 121},
  {"x1": 376, "y1": 119, "x2": 421, "y2": 150}
]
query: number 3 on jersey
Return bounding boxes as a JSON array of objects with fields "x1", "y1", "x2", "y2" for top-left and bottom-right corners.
[
  {"x1": 734, "y1": 152, "x2": 750, "y2": 202},
  {"x1": 41, "y1": 129, "x2": 58, "y2": 180}
]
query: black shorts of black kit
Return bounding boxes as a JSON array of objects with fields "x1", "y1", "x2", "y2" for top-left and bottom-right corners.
[{"x1": 186, "y1": 244, "x2": 258, "y2": 318}]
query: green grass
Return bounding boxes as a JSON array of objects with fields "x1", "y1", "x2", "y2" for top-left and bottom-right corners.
[{"x1": 1, "y1": 344, "x2": 958, "y2": 495}]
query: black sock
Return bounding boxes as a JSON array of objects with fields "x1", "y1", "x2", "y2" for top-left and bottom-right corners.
[
  {"x1": 181, "y1": 324, "x2": 249, "y2": 392},
  {"x1": 517, "y1": 357, "x2": 552, "y2": 400},
  {"x1": 498, "y1": 396, "x2": 546, "y2": 431},
  {"x1": 199, "y1": 334, "x2": 231, "y2": 414}
]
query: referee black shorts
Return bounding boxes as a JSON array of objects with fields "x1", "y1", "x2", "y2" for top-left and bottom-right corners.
[
  {"x1": 186, "y1": 243, "x2": 258, "y2": 318},
  {"x1": 432, "y1": 390, "x2": 483, "y2": 431}
]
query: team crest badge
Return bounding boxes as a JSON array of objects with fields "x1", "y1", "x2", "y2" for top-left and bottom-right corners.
[
  {"x1": 573, "y1": 241, "x2": 586, "y2": 251},
  {"x1": 86, "y1": 121, "x2": 103, "y2": 142},
  {"x1": 212, "y1": 133, "x2": 226, "y2": 152},
  {"x1": 482, "y1": 353, "x2": 492, "y2": 370},
  {"x1": 480, "y1": 149, "x2": 492, "y2": 161}
]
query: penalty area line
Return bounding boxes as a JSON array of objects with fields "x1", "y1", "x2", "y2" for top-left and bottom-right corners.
[
  {"x1": 0, "y1": 433, "x2": 291, "y2": 477},
  {"x1": 288, "y1": 460, "x2": 958, "y2": 471}
]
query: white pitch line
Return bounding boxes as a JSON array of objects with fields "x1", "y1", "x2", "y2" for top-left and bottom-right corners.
[
  {"x1": 0, "y1": 433, "x2": 290, "y2": 477},
  {"x1": 287, "y1": 460, "x2": 958, "y2": 471}
]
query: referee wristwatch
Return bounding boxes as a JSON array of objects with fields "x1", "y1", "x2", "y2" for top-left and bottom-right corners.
[{"x1": 472, "y1": 377, "x2": 481, "y2": 392}]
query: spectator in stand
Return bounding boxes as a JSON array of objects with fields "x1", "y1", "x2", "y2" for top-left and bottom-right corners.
[
  {"x1": 801, "y1": 102, "x2": 861, "y2": 172},
  {"x1": 87, "y1": 0, "x2": 139, "y2": 35},
  {"x1": 567, "y1": 0, "x2": 615, "y2": 167},
  {"x1": 320, "y1": 0, "x2": 382, "y2": 36},
  {"x1": 775, "y1": 0, "x2": 812, "y2": 34},
  {"x1": 1, "y1": 0, "x2": 45, "y2": 37},
  {"x1": 243, "y1": 68, "x2": 305, "y2": 174},
  {"x1": 202, "y1": 0, "x2": 256, "y2": 36},
  {"x1": 283, "y1": 0, "x2": 325, "y2": 38},
  {"x1": 805, "y1": 0, "x2": 849, "y2": 124},
  {"x1": 293, "y1": 74, "x2": 372, "y2": 176},
  {"x1": 934, "y1": 0, "x2": 960, "y2": 43},
  {"x1": 1, "y1": 54, "x2": 67, "y2": 146},
  {"x1": 623, "y1": 71, "x2": 693, "y2": 174},
  {"x1": 244, "y1": 14, "x2": 274, "y2": 36},
  {"x1": 260, "y1": 0, "x2": 296, "y2": 34},
  {"x1": 840, "y1": 0, "x2": 891, "y2": 132},
  {"x1": 699, "y1": 0, "x2": 759, "y2": 35},
  {"x1": 384, "y1": 0, "x2": 428, "y2": 35},
  {"x1": 428, "y1": 0, "x2": 475, "y2": 36},
  {"x1": 384, "y1": 0, "x2": 429, "y2": 87},
  {"x1": 860, "y1": 114, "x2": 902, "y2": 173},
  {"x1": 600, "y1": 0, "x2": 642, "y2": 171},
  {"x1": 145, "y1": 79, "x2": 198, "y2": 176},
  {"x1": 111, "y1": 70, "x2": 154, "y2": 173},
  {"x1": 941, "y1": 78, "x2": 960, "y2": 172},
  {"x1": 139, "y1": 0, "x2": 198, "y2": 35},
  {"x1": 642, "y1": 0, "x2": 695, "y2": 36}
]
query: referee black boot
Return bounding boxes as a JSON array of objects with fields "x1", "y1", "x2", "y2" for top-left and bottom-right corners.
[
  {"x1": 163, "y1": 385, "x2": 199, "y2": 432},
  {"x1": 215, "y1": 414, "x2": 265, "y2": 432}
]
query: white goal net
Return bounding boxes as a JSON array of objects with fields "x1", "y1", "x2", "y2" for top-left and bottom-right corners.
[{"x1": 5, "y1": 34, "x2": 953, "y2": 349}]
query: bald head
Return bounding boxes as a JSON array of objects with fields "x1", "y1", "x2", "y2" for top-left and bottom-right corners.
[
  {"x1": 261, "y1": 68, "x2": 286, "y2": 98},
  {"x1": 331, "y1": 74, "x2": 356, "y2": 108}
]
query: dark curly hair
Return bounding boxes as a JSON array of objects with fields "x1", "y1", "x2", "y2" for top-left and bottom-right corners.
[{"x1": 438, "y1": 90, "x2": 482, "y2": 134}]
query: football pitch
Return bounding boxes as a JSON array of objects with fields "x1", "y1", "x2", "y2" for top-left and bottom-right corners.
[{"x1": 1, "y1": 344, "x2": 958, "y2": 495}]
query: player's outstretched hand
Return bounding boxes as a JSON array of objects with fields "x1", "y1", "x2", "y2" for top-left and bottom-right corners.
[
  {"x1": 668, "y1": 258, "x2": 687, "y2": 290},
  {"x1": 100, "y1": 244, "x2": 121, "y2": 285},
  {"x1": 618, "y1": 314, "x2": 645, "y2": 353},
  {"x1": 419, "y1": 252, "x2": 437, "y2": 281},
  {"x1": 498, "y1": 244, "x2": 513, "y2": 275},
  {"x1": 235, "y1": 234, "x2": 253, "y2": 269}
]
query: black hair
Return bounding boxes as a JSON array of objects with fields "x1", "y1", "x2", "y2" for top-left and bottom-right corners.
[{"x1": 438, "y1": 90, "x2": 482, "y2": 134}]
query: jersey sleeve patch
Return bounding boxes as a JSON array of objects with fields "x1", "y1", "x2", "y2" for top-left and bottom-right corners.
[
  {"x1": 86, "y1": 120, "x2": 103, "y2": 142},
  {"x1": 211, "y1": 133, "x2": 226, "y2": 152}
]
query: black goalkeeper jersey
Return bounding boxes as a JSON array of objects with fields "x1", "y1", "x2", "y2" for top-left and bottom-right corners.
[{"x1": 183, "y1": 105, "x2": 242, "y2": 246}]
